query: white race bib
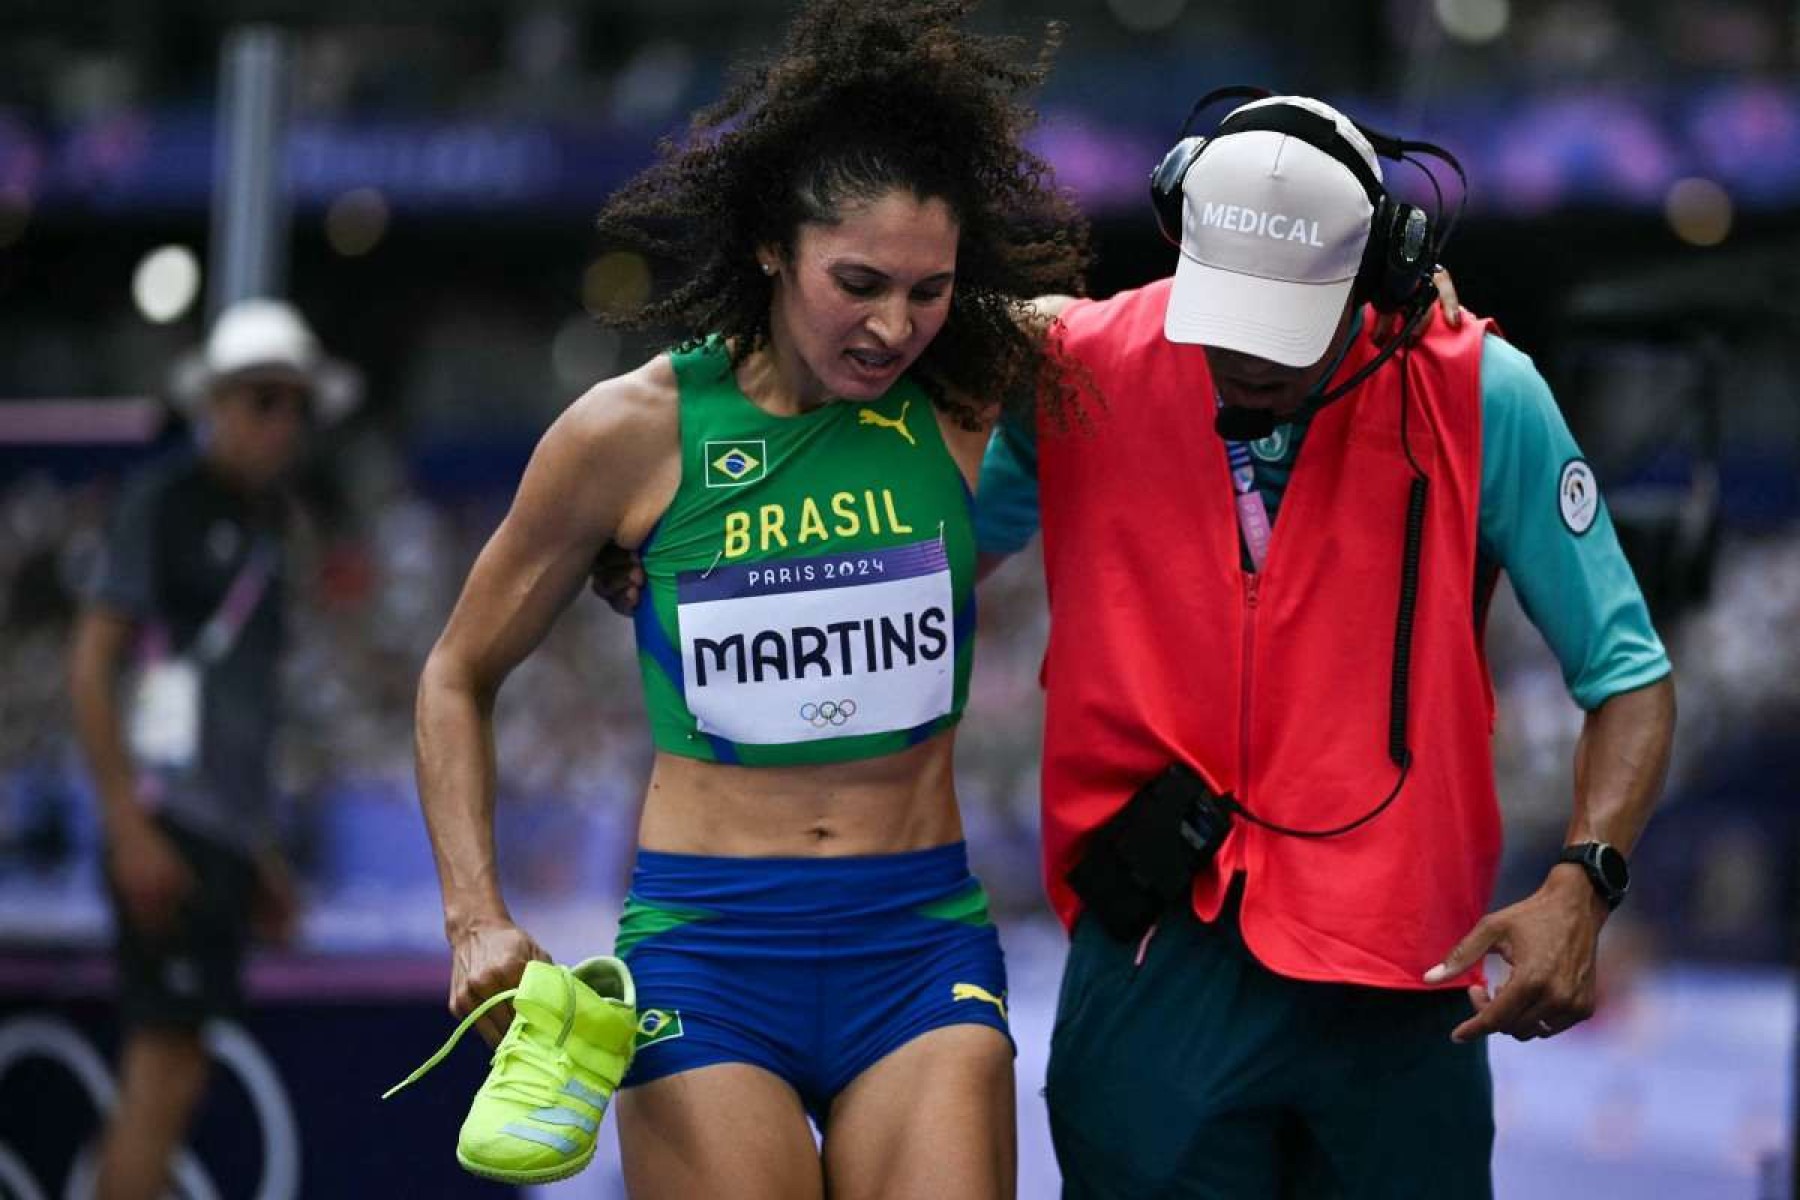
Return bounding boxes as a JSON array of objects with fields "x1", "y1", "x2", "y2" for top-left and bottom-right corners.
[
  {"x1": 677, "y1": 539, "x2": 955, "y2": 745},
  {"x1": 127, "y1": 659, "x2": 202, "y2": 769}
]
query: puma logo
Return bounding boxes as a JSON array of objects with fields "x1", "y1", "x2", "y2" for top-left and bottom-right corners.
[
  {"x1": 858, "y1": 400, "x2": 915, "y2": 446},
  {"x1": 951, "y1": 982, "x2": 1007, "y2": 1022}
]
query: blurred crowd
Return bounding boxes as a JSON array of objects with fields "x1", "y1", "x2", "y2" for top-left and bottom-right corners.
[{"x1": 4, "y1": 0, "x2": 1787, "y2": 125}]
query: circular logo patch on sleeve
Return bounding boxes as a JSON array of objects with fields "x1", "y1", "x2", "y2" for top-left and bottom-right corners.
[
  {"x1": 1251, "y1": 425, "x2": 1292, "y2": 463},
  {"x1": 1558, "y1": 459, "x2": 1599, "y2": 535}
]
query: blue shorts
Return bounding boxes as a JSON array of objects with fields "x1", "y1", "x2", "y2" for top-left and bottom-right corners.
[{"x1": 614, "y1": 842, "x2": 1012, "y2": 1125}]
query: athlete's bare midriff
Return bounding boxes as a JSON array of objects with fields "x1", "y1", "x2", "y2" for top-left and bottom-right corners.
[
  {"x1": 635, "y1": 728, "x2": 964, "y2": 857},
  {"x1": 616, "y1": 347, "x2": 991, "y2": 862}
]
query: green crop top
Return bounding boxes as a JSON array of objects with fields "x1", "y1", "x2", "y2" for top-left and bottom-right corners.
[{"x1": 631, "y1": 340, "x2": 977, "y2": 766}]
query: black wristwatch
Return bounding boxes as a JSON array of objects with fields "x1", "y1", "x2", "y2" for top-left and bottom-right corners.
[{"x1": 1558, "y1": 842, "x2": 1630, "y2": 910}]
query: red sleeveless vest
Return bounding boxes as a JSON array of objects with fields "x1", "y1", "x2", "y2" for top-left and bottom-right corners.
[{"x1": 1037, "y1": 278, "x2": 1499, "y2": 989}]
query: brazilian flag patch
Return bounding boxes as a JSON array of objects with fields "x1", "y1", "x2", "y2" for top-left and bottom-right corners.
[
  {"x1": 704, "y1": 439, "x2": 767, "y2": 488},
  {"x1": 635, "y1": 1008, "x2": 685, "y2": 1049}
]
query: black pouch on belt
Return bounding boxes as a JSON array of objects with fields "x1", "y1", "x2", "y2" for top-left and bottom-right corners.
[{"x1": 1065, "y1": 762, "x2": 1234, "y2": 944}]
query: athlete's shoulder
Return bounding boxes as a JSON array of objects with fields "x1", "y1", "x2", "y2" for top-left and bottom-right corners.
[
  {"x1": 553, "y1": 353, "x2": 680, "y2": 457},
  {"x1": 525, "y1": 357, "x2": 681, "y2": 521},
  {"x1": 511, "y1": 356, "x2": 680, "y2": 544}
]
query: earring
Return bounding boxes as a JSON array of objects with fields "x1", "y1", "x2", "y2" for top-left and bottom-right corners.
[{"x1": 760, "y1": 261, "x2": 775, "y2": 276}]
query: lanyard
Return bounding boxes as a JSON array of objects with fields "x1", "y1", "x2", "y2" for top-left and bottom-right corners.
[
  {"x1": 193, "y1": 538, "x2": 278, "y2": 663},
  {"x1": 1217, "y1": 398, "x2": 1272, "y2": 572},
  {"x1": 1211, "y1": 308, "x2": 1364, "y2": 573}
]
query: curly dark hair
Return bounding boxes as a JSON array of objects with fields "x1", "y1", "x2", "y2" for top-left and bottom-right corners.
[{"x1": 593, "y1": 0, "x2": 1091, "y2": 427}]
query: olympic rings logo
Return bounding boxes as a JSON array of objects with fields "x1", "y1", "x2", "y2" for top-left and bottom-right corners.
[
  {"x1": 0, "y1": 1015, "x2": 299, "y2": 1200},
  {"x1": 799, "y1": 699, "x2": 858, "y2": 727}
]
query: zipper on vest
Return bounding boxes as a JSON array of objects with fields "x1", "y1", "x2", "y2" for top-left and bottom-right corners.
[{"x1": 1238, "y1": 572, "x2": 1259, "y2": 803}]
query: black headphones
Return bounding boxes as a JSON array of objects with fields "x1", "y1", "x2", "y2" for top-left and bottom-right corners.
[{"x1": 1150, "y1": 86, "x2": 1464, "y2": 315}]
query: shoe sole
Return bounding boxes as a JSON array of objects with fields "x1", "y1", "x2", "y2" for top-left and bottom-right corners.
[{"x1": 457, "y1": 1144, "x2": 597, "y2": 1185}]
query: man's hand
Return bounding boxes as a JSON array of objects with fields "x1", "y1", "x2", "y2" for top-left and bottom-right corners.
[
  {"x1": 252, "y1": 850, "x2": 301, "y2": 946},
  {"x1": 107, "y1": 817, "x2": 196, "y2": 938},
  {"x1": 449, "y1": 919, "x2": 553, "y2": 1046},
  {"x1": 1424, "y1": 864, "x2": 1608, "y2": 1043},
  {"x1": 588, "y1": 541, "x2": 644, "y2": 615},
  {"x1": 1373, "y1": 267, "x2": 1462, "y2": 346}
]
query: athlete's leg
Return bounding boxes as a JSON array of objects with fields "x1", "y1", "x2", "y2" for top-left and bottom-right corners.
[
  {"x1": 618, "y1": 1063, "x2": 823, "y2": 1200},
  {"x1": 94, "y1": 1027, "x2": 210, "y2": 1200},
  {"x1": 822, "y1": 1024, "x2": 1015, "y2": 1200}
]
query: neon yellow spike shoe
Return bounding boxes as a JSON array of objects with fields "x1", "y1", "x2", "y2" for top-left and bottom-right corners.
[{"x1": 384, "y1": 956, "x2": 637, "y2": 1184}]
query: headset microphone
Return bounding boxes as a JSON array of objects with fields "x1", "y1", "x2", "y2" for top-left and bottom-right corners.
[{"x1": 1212, "y1": 281, "x2": 1436, "y2": 441}]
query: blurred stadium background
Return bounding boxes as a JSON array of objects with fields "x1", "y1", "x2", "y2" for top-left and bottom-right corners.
[{"x1": 0, "y1": 0, "x2": 1795, "y2": 1196}]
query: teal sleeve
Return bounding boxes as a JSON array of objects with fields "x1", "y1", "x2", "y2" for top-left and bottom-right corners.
[
  {"x1": 974, "y1": 417, "x2": 1041, "y2": 557},
  {"x1": 1477, "y1": 335, "x2": 1673, "y2": 710}
]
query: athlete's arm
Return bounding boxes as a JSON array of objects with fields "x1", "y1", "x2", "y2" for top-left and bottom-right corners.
[
  {"x1": 967, "y1": 295, "x2": 1072, "y2": 580},
  {"x1": 416, "y1": 358, "x2": 677, "y2": 1038},
  {"x1": 1426, "y1": 335, "x2": 1675, "y2": 1043},
  {"x1": 973, "y1": 416, "x2": 1042, "y2": 580}
]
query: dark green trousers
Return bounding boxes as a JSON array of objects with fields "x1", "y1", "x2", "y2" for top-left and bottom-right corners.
[{"x1": 1045, "y1": 898, "x2": 1493, "y2": 1199}]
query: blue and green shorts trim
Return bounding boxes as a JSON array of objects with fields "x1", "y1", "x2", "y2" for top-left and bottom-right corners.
[{"x1": 613, "y1": 841, "x2": 1011, "y2": 1125}]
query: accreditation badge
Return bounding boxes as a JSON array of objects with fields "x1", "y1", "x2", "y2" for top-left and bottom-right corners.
[
  {"x1": 676, "y1": 539, "x2": 955, "y2": 744},
  {"x1": 127, "y1": 658, "x2": 202, "y2": 769}
]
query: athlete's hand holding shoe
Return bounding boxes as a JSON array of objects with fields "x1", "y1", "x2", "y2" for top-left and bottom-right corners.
[
  {"x1": 388, "y1": 943, "x2": 639, "y2": 1184},
  {"x1": 451, "y1": 917, "x2": 553, "y2": 1047}
]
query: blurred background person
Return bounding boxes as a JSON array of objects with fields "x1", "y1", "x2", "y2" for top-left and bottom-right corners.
[
  {"x1": 66, "y1": 298, "x2": 355, "y2": 1200},
  {"x1": 0, "y1": 2, "x2": 1794, "y2": 1198}
]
